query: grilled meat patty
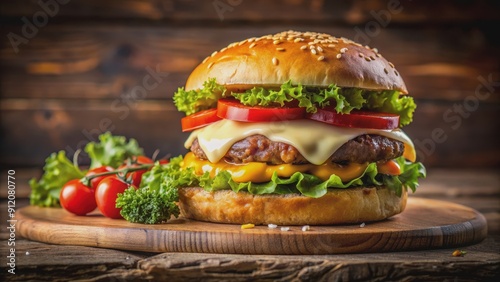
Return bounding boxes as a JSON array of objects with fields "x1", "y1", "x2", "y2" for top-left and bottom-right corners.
[{"x1": 190, "y1": 134, "x2": 404, "y2": 165}]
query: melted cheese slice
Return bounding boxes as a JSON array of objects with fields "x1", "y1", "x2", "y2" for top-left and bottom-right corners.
[
  {"x1": 183, "y1": 152, "x2": 368, "y2": 182},
  {"x1": 185, "y1": 119, "x2": 416, "y2": 165}
]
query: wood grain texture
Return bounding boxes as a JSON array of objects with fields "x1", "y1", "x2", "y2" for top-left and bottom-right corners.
[
  {"x1": 1, "y1": 0, "x2": 499, "y2": 22},
  {"x1": 1, "y1": 238, "x2": 499, "y2": 282},
  {"x1": 16, "y1": 198, "x2": 487, "y2": 255}
]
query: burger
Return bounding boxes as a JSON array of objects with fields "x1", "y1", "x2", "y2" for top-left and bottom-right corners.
[{"x1": 172, "y1": 30, "x2": 425, "y2": 225}]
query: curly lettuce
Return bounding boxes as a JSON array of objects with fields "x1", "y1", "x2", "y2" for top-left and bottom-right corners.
[
  {"x1": 173, "y1": 79, "x2": 417, "y2": 126},
  {"x1": 167, "y1": 156, "x2": 426, "y2": 199},
  {"x1": 29, "y1": 151, "x2": 86, "y2": 207},
  {"x1": 84, "y1": 132, "x2": 143, "y2": 169},
  {"x1": 173, "y1": 78, "x2": 226, "y2": 115}
]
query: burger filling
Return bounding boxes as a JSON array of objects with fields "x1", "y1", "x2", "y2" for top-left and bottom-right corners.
[
  {"x1": 170, "y1": 79, "x2": 426, "y2": 198},
  {"x1": 190, "y1": 134, "x2": 404, "y2": 165}
]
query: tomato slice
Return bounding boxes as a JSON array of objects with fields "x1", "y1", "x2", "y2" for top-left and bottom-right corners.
[
  {"x1": 307, "y1": 108, "x2": 399, "y2": 129},
  {"x1": 181, "y1": 109, "x2": 221, "y2": 132},
  {"x1": 217, "y1": 99, "x2": 305, "y2": 122}
]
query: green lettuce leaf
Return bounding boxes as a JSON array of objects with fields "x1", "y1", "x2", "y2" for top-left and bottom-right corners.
[
  {"x1": 364, "y1": 91, "x2": 417, "y2": 126},
  {"x1": 84, "y1": 132, "x2": 143, "y2": 169},
  {"x1": 173, "y1": 78, "x2": 226, "y2": 115},
  {"x1": 29, "y1": 151, "x2": 86, "y2": 207},
  {"x1": 181, "y1": 156, "x2": 425, "y2": 198},
  {"x1": 173, "y1": 79, "x2": 416, "y2": 126}
]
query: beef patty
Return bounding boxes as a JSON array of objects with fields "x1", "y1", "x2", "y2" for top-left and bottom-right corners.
[{"x1": 190, "y1": 134, "x2": 404, "y2": 165}]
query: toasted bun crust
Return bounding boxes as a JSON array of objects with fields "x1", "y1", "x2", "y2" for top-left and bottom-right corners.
[
  {"x1": 178, "y1": 187, "x2": 407, "y2": 225},
  {"x1": 186, "y1": 30, "x2": 407, "y2": 94}
]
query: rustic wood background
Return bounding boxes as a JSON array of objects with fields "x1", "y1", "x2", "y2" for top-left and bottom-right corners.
[{"x1": 1, "y1": 0, "x2": 499, "y2": 170}]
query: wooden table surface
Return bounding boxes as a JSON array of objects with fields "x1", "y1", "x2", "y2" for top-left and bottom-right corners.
[{"x1": 1, "y1": 168, "x2": 499, "y2": 281}]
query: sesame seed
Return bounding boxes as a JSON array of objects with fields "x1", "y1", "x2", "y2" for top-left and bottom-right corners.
[
  {"x1": 389, "y1": 62, "x2": 395, "y2": 68},
  {"x1": 202, "y1": 57, "x2": 209, "y2": 64},
  {"x1": 336, "y1": 53, "x2": 342, "y2": 59},
  {"x1": 294, "y1": 38, "x2": 303, "y2": 43},
  {"x1": 211, "y1": 51, "x2": 218, "y2": 57},
  {"x1": 317, "y1": 46, "x2": 323, "y2": 52},
  {"x1": 311, "y1": 48, "x2": 317, "y2": 55},
  {"x1": 249, "y1": 42, "x2": 256, "y2": 48},
  {"x1": 358, "y1": 53, "x2": 364, "y2": 58},
  {"x1": 384, "y1": 68, "x2": 389, "y2": 74},
  {"x1": 300, "y1": 45, "x2": 307, "y2": 50},
  {"x1": 328, "y1": 44, "x2": 335, "y2": 48},
  {"x1": 272, "y1": 57, "x2": 279, "y2": 65},
  {"x1": 248, "y1": 38, "x2": 255, "y2": 43},
  {"x1": 369, "y1": 55, "x2": 375, "y2": 60},
  {"x1": 376, "y1": 53, "x2": 382, "y2": 58},
  {"x1": 208, "y1": 62, "x2": 214, "y2": 69},
  {"x1": 273, "y1": 40, "x2": 282, "y2": 45},
  {"x1": 340, "y1": 47, "x2": 348, "y2": 53},
  {"x1": 276, "y1": 47, "x2": 285, "y2": 51},
  {"x1": 308, "y1": 42, "x2": 315, "y2": 45},
  {"x1": 394, "y1": 70, "x2": 399, "y2": 76},
  {"x1": 364, "y1": 57, "x2": 371, "y2": 62},
  {"x1": 220, "y1": 47, "x2": 227, "y2": 52},
  {"x1": 238, "y1": 40, "x2": 246, "y2": 46},
  {"x1": 372, "y1": 48, "x2": 378, "y2": 53},
  {"x1": 317, "y1": 55, "x2": 325, "y2": 61}
]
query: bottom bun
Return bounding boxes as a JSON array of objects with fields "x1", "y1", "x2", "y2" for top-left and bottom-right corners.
[{"x1": 178, "y1": 187, "x2": 407, "y2": 225}]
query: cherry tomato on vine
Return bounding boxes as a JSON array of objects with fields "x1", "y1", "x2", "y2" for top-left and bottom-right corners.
[
  {"x1": 118, "y1": 156, "x2": 154, "y2": 187},
  {"x1": 60, "y1": 179, "x2": 97, "y2": 216},
  {"x1": 95, "y1": 177, "x2": 135, "y2": 219},
  {"x1": 86, "y1": 166, "x2": 114, "y2": 190}
]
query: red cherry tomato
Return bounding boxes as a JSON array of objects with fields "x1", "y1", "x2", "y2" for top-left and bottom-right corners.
[
  {"x1": 217, "y1": 99, "x2": 306, "y2": 122},
  {"x1": 95, "y1": 177, "x2": 134, "y2": 219},
  {"x1": 86, "y1": 166, "x2": 114, "y2": 190},
  {"x1": 118, "y1": 156, "x2": 153, "y2": 187},
  {"x1": 307, "y1": 109, "x2": 400, "y2": 129},
  {"x1": 60, "y1": 179, "x2": 97, "y2": 216},
  {"x1": 181, "y1": 109, "x2": 221, "y2": 132}
]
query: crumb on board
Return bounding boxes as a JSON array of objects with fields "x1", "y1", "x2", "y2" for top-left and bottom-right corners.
[
  {"x1": 452, "y1": 250, "x2": 467, "y2": 257},
  {"x1": 241, "y1": 223, "x2": 255, "y2": 229}
]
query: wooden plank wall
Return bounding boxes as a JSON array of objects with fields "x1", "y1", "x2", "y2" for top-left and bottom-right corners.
[{"x1": 1, "y1": 0, "x2": 499, "y2": 169}]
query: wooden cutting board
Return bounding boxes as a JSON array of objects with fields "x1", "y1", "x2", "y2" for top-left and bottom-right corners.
[{"x1": 17, "y1": 197, "x2": 487, "y2": 255}]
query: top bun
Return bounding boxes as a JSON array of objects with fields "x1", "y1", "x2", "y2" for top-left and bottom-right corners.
[{"x1": 186, "y1": 30, "x2": 407, "y2": 94}]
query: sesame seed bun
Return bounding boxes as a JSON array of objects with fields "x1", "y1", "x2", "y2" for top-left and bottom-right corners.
[
  {"x1": 185, "y1": 30, "x2": 408, "y2": 94},
  {"x1": 178, "y1": 187, "x2": 407, "y2": 225}
]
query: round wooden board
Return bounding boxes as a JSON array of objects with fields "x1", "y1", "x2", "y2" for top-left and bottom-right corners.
[{"x1": 17, "y1": 197, "x2": 487, "y2": 255}]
